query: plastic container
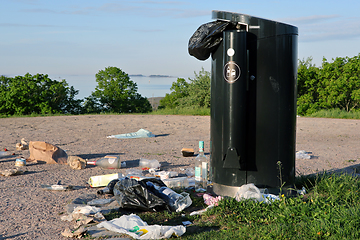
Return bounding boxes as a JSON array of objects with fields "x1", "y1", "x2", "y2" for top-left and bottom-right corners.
[
  {"x1": 162, "y1": 177, "x2": 189, "y2": 189},
  {"x1": 15, "y1": 158, "x2": 26, "y2": 167},
  {"x1": 139, "y1": 158, "x2": 160, "y2": 169},
  {"x1": 88, "y1": 173, "x2": 123, "y2": 188}
]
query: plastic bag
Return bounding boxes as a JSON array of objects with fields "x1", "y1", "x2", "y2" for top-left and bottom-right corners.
[
  {"x1": 188, "y1": 20, "x2": 233, "y2": 60},
  {"x1": 234, "y1": 183, "x2": 263, "y2": 202},
  {"x1": 97, "y1": 213, "x2": 186, "y2": 239},
  {"x1": 107, "y1": 129, "x2": 155, "y2": 139},
  {"x1": 113, "y1": 177, "x2": 169, "y2": 212}
]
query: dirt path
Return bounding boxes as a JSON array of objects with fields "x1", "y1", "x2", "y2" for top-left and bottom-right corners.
[{"x1": 0, "y1": 115, "x2": 359, "y2": 239}]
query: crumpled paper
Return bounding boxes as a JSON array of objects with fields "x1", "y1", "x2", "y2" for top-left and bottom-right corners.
[
  {"x1": 1, "y1": 168, "x2": 25, "y2": 176},
  {"x1": 107, "y1": 129, "x2": 155, "y2": 139},
  {"x1": 97, "y1": 213, "x2": 186, "y2": 239},
  {"x1": 67, "y1": 155, "x2": 87, "y2": 170},
  {"x1": 61, "y1": 205, "x2": 105, "y2": 237}
]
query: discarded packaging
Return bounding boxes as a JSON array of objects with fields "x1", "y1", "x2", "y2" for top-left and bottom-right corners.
[
  {"x1": 139, "y1": 158, "x2": 161, "y2": 169},
  {"x1": 67, "y1": 155, "x2": 87, "y2": 170},
  {"x1": 296, "y1": 150, "x2": 311, "y2": 159},
  {"x1": 203, "y1": 193, "x2": 223, "y2": 206},
  {"x1": 88, "y1": 173, "x2": 123, "y2": 188},
  {"x1": 41, "y1": 184, "x2": 72, "y2": 191},
  {"x1": 28, "y1": 141, "x2": 68, "y2": 164},
  {"x1": 235, "y1": 183, "x2": 280, "y2": 204},
  {"x1": 1, "y1": 168, "x2": 25, "y2": 176},
  {"x1": 107, "y1": 129, "x2": 155, "y2": 139},
  {"x1": 162, "y1": 177, "x2": 189, "y2": 189},
  {"x1": 16, "y1": 138, "x2": 29, "y2": 150},
  {"x1": 185, "y1": 168, "x2": 195, "y2": 177},
  {"x1": 181, "y1": 148, "x2": 194, "y2": 157},
  {"x1": 97, "y1": 213, "x2": 186, "y2": 239},
  {"x1": 87, "y1": 198, "x2": 114, "y2": 206},
  {"x1": 15, "y1": 158, "x2": 26, "y2": 167}
]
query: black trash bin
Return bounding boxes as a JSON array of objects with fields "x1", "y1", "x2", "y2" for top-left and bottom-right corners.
[{"x1": 189, "y1": 11, "x2": 298, "y2": 196}]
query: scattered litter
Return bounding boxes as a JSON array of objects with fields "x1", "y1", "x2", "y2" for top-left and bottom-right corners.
[
  {"x1": 184, "y1": 168, "x2": 195, "y2": 177},
  {"x1": 296, "y1": 150, "x2": 311, "y2": 159},
  {"x1": 97, "y1": 179, "x2": 120, "y2": 195},
  {"x1": 162, "y1": 177, "x2": 189, "y2": 189},
  {"x1": 28, "y1": 141, "x2": 68, "y2": 164},
  {"x1": 146, "y1": 181, "x2": 192, "y2": 212},
  {"x1": 297, "y1": 186, "x2": 307, "y2": 195},
  {"x1": 235, "y1": 183, "x2": 280, "y2": 204},
  {"x1": 1, "y1": 168, "x2": 26, "y2": 176},
  {"x1": 0, "y1": 151, "x2": 12, "y2": 158},
  {"x1": 87, "y1": 155, "x2": 123, "y2": 169},
  {"x1": 15, "y1": 158, "x2": 26, "y2": 167},
  {"x1": 203, "y1": 193, "x2": 223, "y2": 206},
  {"x1": 88, "y1": 173, "x2": 123, "y2": 188},
  {"x1": 107, "y1": 129, "x2": 155, "y2": 139},
  {"x1": 182, "y1": 221, "x2": 192, "y2": 226},
  {"x1": 67, "y1": 155, "x2": 87, "y2": 170},
  {"x1": 97, "y1": 213, "x2": 186, "y2": 239},
  {"x1": 181, "y1": 148, "x2": 194, "y2": 157},
  {"x1": 87, "y1": 198, "x2": 114, "y2": 207},
  {"x1": 190, "y1": 205, "x2": 214, "y2": 216},
  {"x1": 113, "y1": 177, "x2": 169, "y2": 212},
  {"x1": 61, "y1": 205, "x2": 106, "y2": 238},
  {"x1": 61, "y1": 226, "x2": 86, "y2": 238},
  {"x1": 41, "y1": 184, "x2": 72, "y2": 191},
  {"x1": 16, "y1": 138, "x2": 29, "y2": 150},
  {"x1": 139, "y1": 158, "x2": 161, "y2": 169}
]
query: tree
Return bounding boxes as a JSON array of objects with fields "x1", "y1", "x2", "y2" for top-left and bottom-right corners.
[
  {"x1": 159, "y1": 68, "x2": 211, "y2": 109},
  {"x1": 89, "y1": 66, "x2": 152, "y2": 113},
  {"x1": 0, "y1": 74, "x2": 83, "y2": 115},
  {"x1": 159, "y1": 78, "x2": 189, "y2": 109},
  {"x1": 317, "y1": 55, "x2": 360, "y2": 111},
  {"x1": 296, "y1": 57, "x2": 321, "y2": 115}
]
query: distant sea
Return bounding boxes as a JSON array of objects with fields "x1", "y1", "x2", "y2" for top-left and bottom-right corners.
[{"x1": 48, "y1": 74, "x2": 178, "y2": 100}]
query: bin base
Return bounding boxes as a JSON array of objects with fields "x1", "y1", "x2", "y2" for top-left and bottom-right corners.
[{"x1": 213, "y1": 182, "x2": 241, "y2": 198}]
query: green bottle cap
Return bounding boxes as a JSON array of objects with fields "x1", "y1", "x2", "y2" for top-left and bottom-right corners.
[{"x1": 199, "y1": 141, "x2": 204, "y2": 151}]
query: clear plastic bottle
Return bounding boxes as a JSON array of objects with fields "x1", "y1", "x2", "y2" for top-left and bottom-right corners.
[
  {"x1": 195, "y1": 141, "x2": 208, "y2": 190},
  {"x1": 145, "y1": 181, "x2": 192, "y2": 212},
  {"x1": 87, "y1": 155, "x2": 122, "y2": 169}
]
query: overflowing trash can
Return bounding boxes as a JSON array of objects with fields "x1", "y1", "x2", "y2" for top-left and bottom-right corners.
[{"x1": 189, "y1": 11, "x2": 298, "y2": 196}]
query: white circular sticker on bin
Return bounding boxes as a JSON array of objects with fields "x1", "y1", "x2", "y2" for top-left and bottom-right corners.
[{"x1": 223, "y1": 61, "x2": 241, "y2": 83}]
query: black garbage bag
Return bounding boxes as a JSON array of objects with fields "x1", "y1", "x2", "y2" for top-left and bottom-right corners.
[
  {"x1": 113, "y1": 177, "x2": 169, "y2": 212},
  {"x1": 188, "y1": 20, "x2": 233, "y2": 61}
]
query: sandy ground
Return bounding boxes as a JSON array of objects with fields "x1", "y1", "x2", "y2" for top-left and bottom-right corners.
[{"x1": 0, "y1": 115, "x2": 359, "y2": 239}]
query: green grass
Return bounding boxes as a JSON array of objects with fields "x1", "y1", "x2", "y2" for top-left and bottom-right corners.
[
  {"x1": 104, "y1": 173, "x2": 360, "y2": 239},
  {"x1": 151, "y1": 106, "x2": 210, "y2": 116},
  {"x1": 307, "y1": 109, "x2": 360, "y2": 119}
]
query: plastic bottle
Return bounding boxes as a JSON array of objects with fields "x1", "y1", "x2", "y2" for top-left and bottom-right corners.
[
  {"x1": 146, "y1": 181, "x2": 192, "y2": 212},
  {"x1": 87, "y1": 155, "x2": 122, "y2": 169},
  {"x1": 0, "y1": 151, "x2": 11, "y2": 158},
  {"x1": 139, "y1": 158, "x2": 161, "y2": 169},
  {"x1": 195, "y1": 141, "x2": 208, "y2": 190},
  {"x1": 97, "y1": 178, "x2": 120, "y2": 195}
]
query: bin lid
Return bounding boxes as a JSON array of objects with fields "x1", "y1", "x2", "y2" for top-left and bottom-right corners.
[{"x1": 212, "y1": 10, "x2": 298, "y2": 39}]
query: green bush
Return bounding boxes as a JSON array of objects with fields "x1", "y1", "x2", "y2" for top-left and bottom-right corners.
[{"x1": 0, "y1": 74, "x2": 82, "y2": 115}]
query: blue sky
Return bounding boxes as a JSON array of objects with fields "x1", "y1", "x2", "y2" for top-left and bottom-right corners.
[{"x1": 1, "y1": 0, "x2": 360, "y2": 97}]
